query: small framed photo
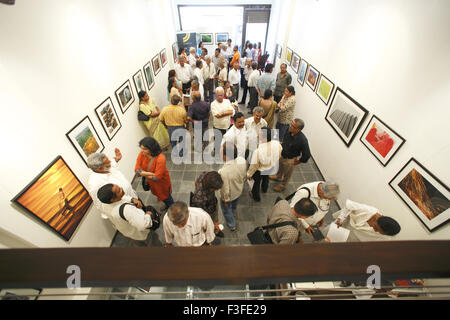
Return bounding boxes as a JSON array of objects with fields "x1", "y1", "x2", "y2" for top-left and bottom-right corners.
[
  {"x1": 306, "y1": 64, "x2": 320, "y2": 91},
  {"x1": 286, "y1": 47, "x2": 293, "y2": 65},
  {"x1": 143, "y1": 61, "x2": 155, "y2": 90},
  {"x1": 291, "y1": 52, "x2": 300, "y2": 74},
  {"x1": 276, "y1": 44, "x2": 282, "y2": 58},
  {"x1": 316, "y1": 74, "x2": 335, "y2": 105},
  {"x1": 360, "y1": 115, "x2": 406, "y2": 166},
  {"x1": 389, "y1": 158, "x2": 449, "y2": 232},
  {"x1": 95, "y1": 97, "x2": 122, "y2": 141},
  {"x1": 115, "y1": 79, "x2": 135, "y2": 114},
  {"x1": 200, "y1": 33, "x2": 213, "y2": 45},
  {"x1": 152, "y1": 54, "x2": 162, "y2": 76},
  {"x1": 160, "y1": 48, "x2": 168, "y2": 67},
  {"x1": 172, "y1": 42, "x2": 178, "y2": 64},
  {"x1": 66, "y1": 116, "x2": 105, "y2": 165},
  {"x1": 133, "y1": 70, "x2": 147, "y2": 95},
  {"x1": 297, "y1": 59, "x2": 308, "y2": 86},
  {"x1": 325, "y1": 87, "x2": 368, "y2": 147},
  {"x1": 215, "y1": 33, "x2": 228, "y2": 44}
]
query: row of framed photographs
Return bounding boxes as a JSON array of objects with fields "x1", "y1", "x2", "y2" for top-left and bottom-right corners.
[
  {"x1": 66, "y1": 49, "x2": 168, "y2": 167},
  {"x1": 283, "y1": 45, "x2": 449, "y2": 233},
  {"x1": 200, "y1": 32, "x2": 229, "y2": 45}
]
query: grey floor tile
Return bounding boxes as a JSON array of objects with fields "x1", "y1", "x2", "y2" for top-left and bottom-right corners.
[{"x1": 182, "y1": 171, "x2": 197, "y2": 181}]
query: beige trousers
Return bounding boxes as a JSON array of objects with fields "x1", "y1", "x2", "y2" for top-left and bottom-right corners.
[{"x1": 275, "y1": 157, "x2": 296, "y2": 187}]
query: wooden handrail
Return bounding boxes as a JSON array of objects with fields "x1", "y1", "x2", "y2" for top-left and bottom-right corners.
[{"x1": 1, "y1": 241, "x2": 449, "y2": 288}]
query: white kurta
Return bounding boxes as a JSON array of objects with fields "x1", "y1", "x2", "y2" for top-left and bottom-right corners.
[
  {"x1": 221, "y1": 125, "x2": 248, "y2": 159},
  {"x1": 332, "y1": 199, "x2": 390, "y2": 242},
  {"x1": 163, "y1": 207, "x2": 215, "y2": 247},
  {"x1": 289, "y1": 182, "x2": 331, "y2": 230},
  {"x1": 87, "y1": 161, "x2": 138, "y2": 219},
  {"x1": 175, "y1": 64, "x2": 193, "y2": 84},
  {"x1": 210, "y1": 99, "x2": 234, "y2": 130},
  {"x1": 244, "y1": 117, "x2": 268, "y2": 152}
]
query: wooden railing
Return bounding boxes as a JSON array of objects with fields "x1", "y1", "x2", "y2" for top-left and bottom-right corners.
[{"x1": 1, "y1": 241, "x2": 450, "y2": 289}]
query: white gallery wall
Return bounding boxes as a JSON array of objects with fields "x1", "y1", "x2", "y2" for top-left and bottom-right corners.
[
  {"x1": 278, "y1": 0, "x2": 450, "y2": 240},
  {"x1": 0, "y1": 0, "x2": 177, "y2": 248}
]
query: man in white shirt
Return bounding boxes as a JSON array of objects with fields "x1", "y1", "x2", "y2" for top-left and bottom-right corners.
[
  {"x1": 247, "y1": 62, "x2": 261, "y2": 111},
  {"x1": 247, "y1": 127, "x2": 282, "y2": 202},
  {"x1": 193, "y1": 60, "x2": 205, "y2": 100},
  {"x1": 210, "y1": 87, "x2": 235, "y2": 156},
  {"x1": 332, "y1": 199, "x2": 401, "y2": 242},
  {"x1": 203, "y1": 55, "x2": 216, "y2": 103},
  {"x1": 228, "y1": 62, "x2": 241, "y2": 102},
  {"x1": 218, "y1": 59, "x2": 228, "y2": 88},
  {"x1": 175, "y1": 56, "x2": 194, "y2": 94},
  {"x1": 87, "y1": 150, "x2": 141, "y2": 219},
  {"x1": 97, "y1": 184, "x2": 153, "y2": 245},
  {"x1": 289, "y1": 181, "x2": 340, "y2": 237},
  {"x1": 163, "y1": 201, "x2": 215, "y2": 247},
  {"x1": 244, "y1": 107, "x2": 267, "y2": 156},
  {"x1": 220, "y1": 45, "x2": 228, "y2": 59},
  {"x1": 221, "y1": 112, "x2": 247, "y2": 160},
  {"x1": 218, "y1": 143, "x2": 247, "y2": 231},
  {"x1": 188, "y1": 47, "x2": 197, "y2": 68},
  {"x1": 245, "y1": 43, "x2": 253, "y2": 61}
]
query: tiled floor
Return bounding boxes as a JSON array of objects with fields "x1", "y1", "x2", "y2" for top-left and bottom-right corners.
[{"x1": 111, "y1": 98, "x2": 341, "y2": 248}]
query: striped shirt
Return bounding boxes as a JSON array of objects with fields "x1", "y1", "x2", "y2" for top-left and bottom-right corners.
[{"x1": 159, "y1": 104, "x2": 187, "y2": 127}]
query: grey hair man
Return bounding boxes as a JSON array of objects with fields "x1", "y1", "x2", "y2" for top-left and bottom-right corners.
[
  {"x1": 175, "y1": 55, "x2": 193, "y2": 94},
  {"x1": 244, "y1": 106, "x2": 267, "y2": 153},
  {"x1": 163, "y1": 201, "x2": 215, "y2": 247},
  {"x1": 289, "y1": 181, "x2": 340, "y2": 237},
  {"x1": 87, "y1": 149, "x2": 142, "y2": 219}
]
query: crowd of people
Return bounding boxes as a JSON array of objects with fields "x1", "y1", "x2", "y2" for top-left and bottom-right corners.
[{"x1": 85, "y1": 38, "x2": 401, "y2": 250}]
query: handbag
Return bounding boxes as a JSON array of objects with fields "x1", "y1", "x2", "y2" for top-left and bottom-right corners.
[
  {"x1": 247, "y1": 221, "x2": 297, "y2": 245},
  {"x1": 119, "y1": 203, "x2": 160, "y2": 231},
  {"x1": 140, "y1": 157, "x2": 155, "y2": 192},
  {"x1": 138, "y1": 110, "x2": 150, "y2": 121}
]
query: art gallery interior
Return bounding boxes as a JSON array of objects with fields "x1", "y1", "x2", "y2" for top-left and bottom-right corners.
[{"x1": 0, "y1": 0, "x2": 449, "y2": 300}]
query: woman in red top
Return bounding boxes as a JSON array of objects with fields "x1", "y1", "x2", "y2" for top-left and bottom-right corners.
[{"x1": 135, "y1": 137, "x2": 174, "y2": 211}]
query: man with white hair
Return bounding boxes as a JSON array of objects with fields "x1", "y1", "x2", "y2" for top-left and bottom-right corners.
[
  {"x1": 188, "y1": 47, "x2": 197, "y2": 68},
  {"x1": 289, "y1": 181, "x2": 340, "y2": 237},
  {"x1": 203, "y1": 55, "x2": 216, "y2": 103},
  {"x1": 87, "y1": 149, "x2": 142, "y2": 219},
  {"x1": 175, "y1": 55, "x2": 194, "y2": 94},
  {"x1": 244, "y1": 106, "x2": 267, "y2": 155},
  {"x1": 163, "y1": 201, "x2": 215, "y2": 247},
  {"x1": 211, "y1": 87, "x2": 235, "y2": 156}
]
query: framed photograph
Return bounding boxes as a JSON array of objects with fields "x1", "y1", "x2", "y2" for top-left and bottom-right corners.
[
  {"x1": 133, "y1": 70, "x2": 147, "y2": 94},
  {"x1": 66, "y1": 116, "x2": 105, "y2": 165},
  {"x1": 276, "y1": 43, "x2": 282, "y2": 58},
  {"x1": 94, "y1": 97, "x2": 122, "y2": 141},
  {"x1": 215, "y1": 33, "x2": 228, "y2": 44},
  {"x1": 286, "y1": 47, "x2": 293, "y2": 65},
  {"x1": 160, "y1": 48, "x2": 168, "y2": 67},
  {"x1": 152, "y1": 54, "x2": 161, "y2": 76},
  {"x1": 172, "y1": 42, "x2": 178, "y2": 64},
  {"x1": 325, "y1": 87, "x2": 368, "y2": 147},
  {"x1": 291, "y1": 53, "x2": 301, "y2": 74},
  {"x1": 200, "y1": 33, "x2": 213, "y2": 45},
  {"x1": 143, "y1": 61, "x2": 155, "y2": 90},
  {"x1": 389, "y1": 158, "x2": 449, "y2": 232},
  {"x1": 11, "y1": 156, "x2": 93, "y2": 241},
  {"x1": 306, "y1": 64, "x2": 320, "y2": 91},
  {"x1": 360, "y1": 115, "x2": 406, "y2": 166},
  {"x1": 297, "y1": 59, "x2": 308, "y2": 86},
  {"x1": 316, "y1": 74, "x2": 335, "y2": 105},
  {"x1": 115, "y1": 80, "x2": 135, "y2": 114}
]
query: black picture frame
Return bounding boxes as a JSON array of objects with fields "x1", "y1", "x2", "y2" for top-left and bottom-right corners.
[
  {"x1": 297, "y1": 59, "x2": 308, "y2": 87},
  {"x1": 11, "y1": 156, "x2": 93, "y2": 241},
  {"x1": 143, "y1": 61, "x2": 155, "y2": 91},
  {"x1": 115, "y1": 79, "x2": 135, "y2": 114},
  {"x1": 315, "y1": 74, "x2": 335, "y2": 105},
  {"x1": 325, "y1": 87, "x2": 369, "y2": 147},
  {"x1": 160, "y1": 48, "x2": 168, "y2": 67},
  {"x1": 94, "y1": 97, "x2": 122, "y2": 141},
  {"x1": 389, "y1": 158, "x2": 450, "y2": 232},
  {"x1": 66, "y1": 116, "x2": 105, "y2": 165},
  {"x1": 286, "y1": 47, "x2": 293, "y2": 65},
  {"x1": 360, "y1": 115, "x2": 406, "y2": 167},
  {"x1": 152, "y1": 54, "x2": 161, "y2": 76},
  {"x1": 133, "y1": 69, "x2": 147, "y2": 95},
  {"x1": 306, "y1": 64, "x2": 320, "y2": 91},
  {"x1": 291, "y1": 52, "x2": 300, "y2": 74}
]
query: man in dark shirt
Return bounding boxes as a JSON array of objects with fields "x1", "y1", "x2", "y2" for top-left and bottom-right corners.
[
  {"x1": 187, "y1": 91, "x2": 210, "y2": 152},
  {"x1": 270, "y1": 118, "x2": 311, "y2": 192}
]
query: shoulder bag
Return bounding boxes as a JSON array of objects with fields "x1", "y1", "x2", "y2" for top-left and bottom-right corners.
[
  {"x1": 247, "y1": 221, "x2": 297, "y2": 245},
  {"x1": 119, "y1": 202, "x2": 160, "y2": 231}
]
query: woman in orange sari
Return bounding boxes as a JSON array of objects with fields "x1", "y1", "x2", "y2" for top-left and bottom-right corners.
[{"x1": 135, "y1": 137, "x2": 174, "y2": 211}]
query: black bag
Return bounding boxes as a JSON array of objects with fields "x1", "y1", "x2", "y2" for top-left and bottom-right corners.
[
  {"x1": 119, "y1": 203, "x2": 160, "y2": 231},
  {"x1": 247, "y1": 221, "x2": 297, "y2": 245},
  {"x1": 142, "y1": 176, "x2": 150, "y2": 191},
  {"x1": 138, "y1": 110, "x2": 150, "y2": 121},
  {"x1": 285, "y1": 187, "x2": 311, "y2": 202}
]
